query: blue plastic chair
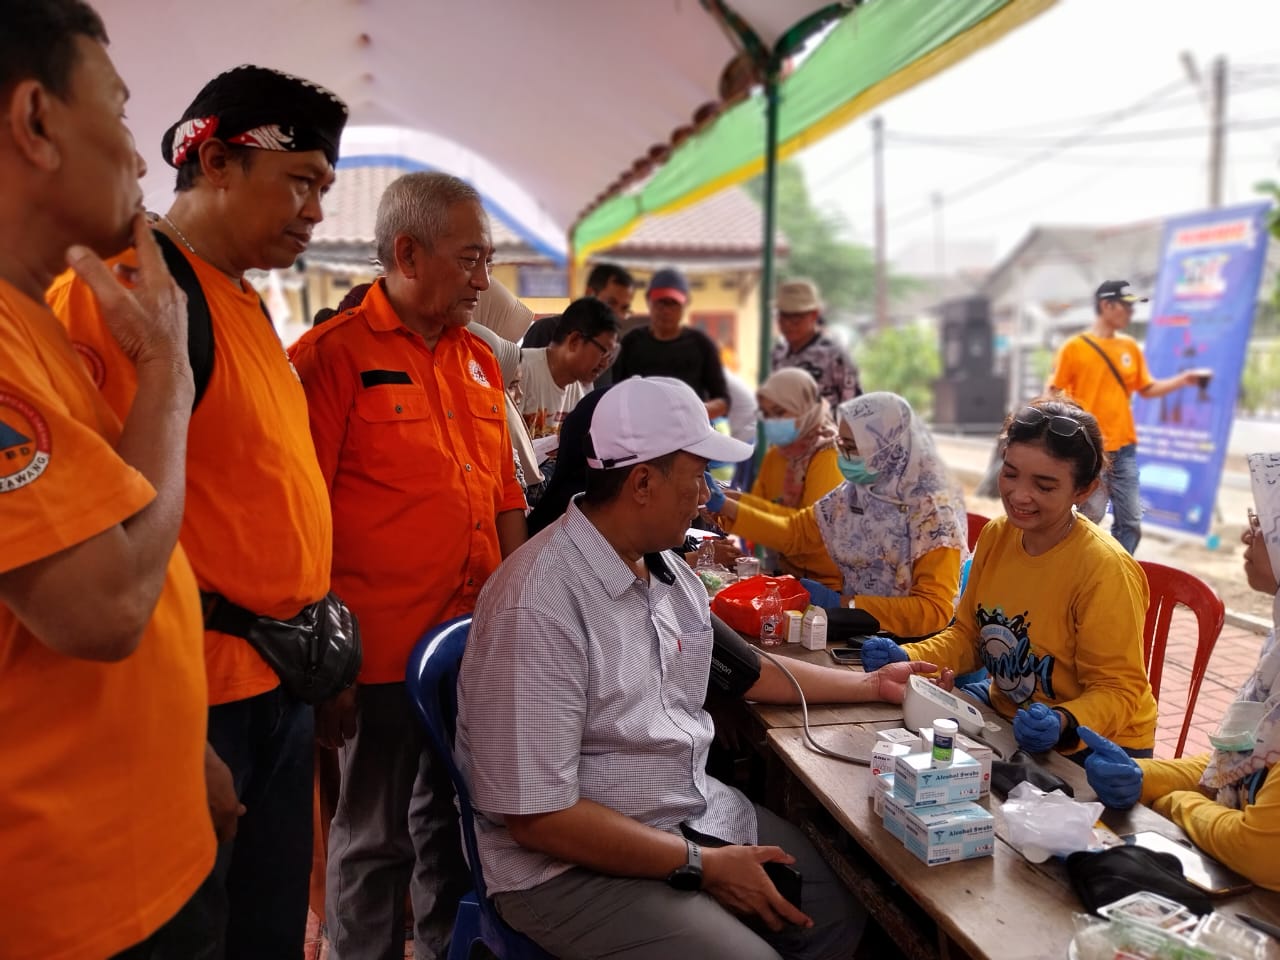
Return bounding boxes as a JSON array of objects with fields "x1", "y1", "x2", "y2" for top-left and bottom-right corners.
[{"x1": 406, "y1": 614, "x2": 554, "y2": 960}]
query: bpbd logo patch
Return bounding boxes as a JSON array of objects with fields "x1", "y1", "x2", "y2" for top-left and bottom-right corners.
[{"x1": 0, "y1": 392, "x2": 51, "y2": 493}]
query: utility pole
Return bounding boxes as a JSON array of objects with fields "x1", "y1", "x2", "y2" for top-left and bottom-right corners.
[
  {"x1": 872, "y1": 115, "x2": 888, "y2": 329},
  {"x1": 931, "y1": 191, "x2": 944, "y2": 279},
  {"x1": 1209, "y1": 55, "x2": 1227, "y2": 208},
  {"x1": 1180, "y1": 51, "x2": 1228, "y2": 208}
]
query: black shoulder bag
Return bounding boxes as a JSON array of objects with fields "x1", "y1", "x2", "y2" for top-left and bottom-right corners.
[
  {"x1": 154, "y1": 230, "x2": 362, "y2": 702},
  {"x1": 1078, "y1": 334, "x2": 1129, "y2": 393}
]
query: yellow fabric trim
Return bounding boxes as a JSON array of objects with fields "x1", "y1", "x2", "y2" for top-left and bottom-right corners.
[
  {"x1": 785, "y1": 0, "x2": 1057, "y2": 154},
  {"x1": 575, "y1": 0, "x2": 1057, "y2": 262}
]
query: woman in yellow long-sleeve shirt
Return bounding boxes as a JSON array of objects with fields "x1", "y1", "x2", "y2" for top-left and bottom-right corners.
[
  {"x1": 725, "y1": 369, "x2": 844, "y2": 588},
  {"x1": 1082, "y1": 513, "x2": 1280, "y2": 891},
  {"x1": 710, "y1": 391, "x2": 967, "y2": 638}
]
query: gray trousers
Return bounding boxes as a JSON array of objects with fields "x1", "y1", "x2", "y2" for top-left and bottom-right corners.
[
  {"x1": 325, "y1": 682, "x2": 469, "y2": 960},
  {"x1": 493, "y1": 804, "x2": 865, "y2": 960}
]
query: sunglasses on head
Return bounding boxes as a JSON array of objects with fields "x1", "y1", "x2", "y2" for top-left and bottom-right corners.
[{"x1": 1012, "y1": 407, "x2": 1099, "y2": 471}]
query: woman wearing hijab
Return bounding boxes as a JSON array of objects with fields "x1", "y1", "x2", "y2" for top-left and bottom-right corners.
[
  {"x1": 1080, "y1": 501, "x2": 1280, "y2": 890},
  {"x1": 717, "y1": 368, "x2": 843, "y2": 588},
  {"x1": 466, "y1": 321, "x2": 543, "y2": 493},
  {"x1": 708, "y1": 391, "x2": 967, "y2": 638}
]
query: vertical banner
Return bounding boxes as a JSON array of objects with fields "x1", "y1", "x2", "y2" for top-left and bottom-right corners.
[{"x1": 1136, "y1": 202, "x2": 1272, "y2": 536}]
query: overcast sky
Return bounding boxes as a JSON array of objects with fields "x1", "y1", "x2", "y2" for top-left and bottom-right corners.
[{"x1": 795, "y1": 0, "x2": 1280, "y2": 274}]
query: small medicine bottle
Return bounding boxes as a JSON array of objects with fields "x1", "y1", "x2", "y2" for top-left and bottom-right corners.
[{"x1": 932, "y1": 718, "x2": 958, "y2": 767}]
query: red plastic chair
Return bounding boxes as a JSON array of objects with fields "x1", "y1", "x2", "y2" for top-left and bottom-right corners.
[
  {"x1": 1138, "y1": 561, "x2": 1226, "y2": 758},
  {"x1": 966, "y1": 512, "x2": 990, "y2": 551}
]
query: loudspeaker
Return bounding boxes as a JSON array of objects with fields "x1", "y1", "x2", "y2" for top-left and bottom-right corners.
[
  {"x1": 933, "y1": 376, "x2": 1007, "y2": 430},
  {"x1": 940, "y1": 296, "x2": 993, "y2": 379}
]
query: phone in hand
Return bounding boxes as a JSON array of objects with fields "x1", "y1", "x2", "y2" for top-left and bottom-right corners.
[
  {"x1": 763, "y1": 860, "x2": 803, "y2": 909},
  {"x1": 828, "y1": 646, "x2": 863, "y2": 666}
]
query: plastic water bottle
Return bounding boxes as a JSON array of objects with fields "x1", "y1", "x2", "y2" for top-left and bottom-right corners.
[{"x1": 758, "y1": 582, "x2": 784, "y2": 647}]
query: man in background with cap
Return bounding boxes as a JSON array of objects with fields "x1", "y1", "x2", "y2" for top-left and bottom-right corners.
[
  {"x1": 457, "y1": 376, "x2": 946, "y2": 960},
  {"x1": 50, "y1": 63, "x2": 349, "y2": 957},
  {"x1": 1049, "y1": 279, "x2": 1207, "y2": 554},
  {"x1": 771, "y1": 278, "x2": 861, "y2": 408},
  {"x1": 291, "y1": 170, "x2": 528, "y2": 960},
  {"x1": 613, "y1": 266, "x2": 731, "y2": 419}
]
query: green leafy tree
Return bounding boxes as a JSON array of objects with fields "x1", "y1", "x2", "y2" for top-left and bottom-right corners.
[
  {"x1": 858, "y1": 325, "x2": 942, "y2": 418},
  {"x1": 1257, "y1": 180, "x2": 1280, "y2": 310},
  {"x1": 747, "y1": 162, "x2": 912, "y2": 313}
]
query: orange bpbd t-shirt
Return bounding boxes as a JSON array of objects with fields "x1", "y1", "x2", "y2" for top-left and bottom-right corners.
[
  {"x1": 289, "y1": 281, "x2": 527, "y2": 683},
  {"x1": 49, "y1": 248, "x2": 333, "y2": 704},
  {"x1": 0, "y1": 280, "x2": 213, "y2": 960},
  {"x1": 1050, "y1": 333, "x2": 1153, "y2": 451}
]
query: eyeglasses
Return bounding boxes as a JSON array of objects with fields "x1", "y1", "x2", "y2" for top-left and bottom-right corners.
[
  {"x1": 1012, "y1": 407, "x2": 1099, "y2": 470},
  {"x1": 585, "y1": 337, "x2": 618, "y2": 360}
]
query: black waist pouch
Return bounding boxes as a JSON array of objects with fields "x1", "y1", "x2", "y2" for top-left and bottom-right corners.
[
  {"x1": 203, "y1": 591, "x2": 361, "y2": 704},
  {"x1": 1065, "y1": 844, "x2": 1212, "y2": 916}
]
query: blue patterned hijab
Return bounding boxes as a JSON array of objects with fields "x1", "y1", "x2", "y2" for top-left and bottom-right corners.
[{"x1": 813, "y1": 392, "x2": 968, "y2": 600}]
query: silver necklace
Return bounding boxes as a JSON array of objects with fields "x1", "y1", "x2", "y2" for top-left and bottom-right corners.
[{"x1": 161, "y1": 214, "x2": 198, "y2": 256}]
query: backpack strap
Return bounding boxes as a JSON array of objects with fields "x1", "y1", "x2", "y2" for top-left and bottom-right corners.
[
  {"x1": 1077, "y1": 334, "x2": 1128, "y2": 394},
  {"x1": 152, "y1": 230, "x2": 215, "y2": 409}
]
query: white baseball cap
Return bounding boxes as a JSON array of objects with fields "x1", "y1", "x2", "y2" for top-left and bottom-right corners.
[{"x1": 586, "y1": 377, "x2": 753, "y2": 469}]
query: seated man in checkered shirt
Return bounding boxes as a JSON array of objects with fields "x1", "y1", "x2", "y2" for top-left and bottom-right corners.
[{"x1": 457, "y1": 376, "x2": 948, "y2": 960}]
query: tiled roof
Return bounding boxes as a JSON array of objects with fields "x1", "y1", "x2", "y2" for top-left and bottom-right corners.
[
  {"x1": 312, "y1": 163, "x2": 531, "y2": 259},
  {"x1": 309, "y1": 162, "x2": 785, "y2": 266},
  {"x1": 607, "y1": 188, "x2": 787, "y2": 257}
]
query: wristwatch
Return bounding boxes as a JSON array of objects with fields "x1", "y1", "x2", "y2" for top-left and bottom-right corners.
[{"x1": 666, "y1": 839, "x2": 703, "y2": 891}]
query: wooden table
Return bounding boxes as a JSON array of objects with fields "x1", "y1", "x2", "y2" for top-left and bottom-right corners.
[{"x1": 765, "y1": 717, "x2": 1280, "y2": 960}]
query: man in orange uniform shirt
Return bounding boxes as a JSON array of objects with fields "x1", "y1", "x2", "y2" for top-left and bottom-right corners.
[
  {"x1": 290, "y1": 171, "x2": 527, "y2": 960},
  {"x1": 0, "y1": 2, "x2": 224, "y2": 957},
  {"x1": 49, "y1": 64, "x2": 348, "y2": 958}
]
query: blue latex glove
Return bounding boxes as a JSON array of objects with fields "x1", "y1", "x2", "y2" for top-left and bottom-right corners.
[
  {"x1": 703, "y1": 471, "x2": 726, "y2": 513},
  {"x1": 958, "y1": 680, "x2": 991, "y2": 706},
  {"x1": 1080, "y1": 726, "x2": 1143, "y2": 809},
  {"x1": 1013, "y1": 702, "x2": 1062, "y2": 753},
  {"x1": 860, "y1": 636, "x2": 908, "y2": 673}
]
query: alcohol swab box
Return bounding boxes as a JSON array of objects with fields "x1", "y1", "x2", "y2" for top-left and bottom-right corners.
[
  {"x1": 900, "y1": 800, "x2": 995, "y2": 866},
  {"x1": 921, "y1": 727, "x2": 992, "y2": 796},
  {"x1": 893, "y1": 750, "x2": 982, "y2": 807}
]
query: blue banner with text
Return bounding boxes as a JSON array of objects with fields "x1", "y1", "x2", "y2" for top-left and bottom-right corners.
[{"x1": 1136, "y1": 202, "x2": 1271, "y2": 536}]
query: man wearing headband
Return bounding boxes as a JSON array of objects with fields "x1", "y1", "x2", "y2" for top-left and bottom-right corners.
[
  {"x1": 50, "y1": 63, "x2": 349, "y2": 957},
  {"x1": 1049, "y1": 280, "x2": 1209, "y2": 554},
  {"x1": 0, "y1": 1, "x2": 215, "y2": 955},
  {"x1": 457, "y1": 377, "x2": 947, "y2": 960}
]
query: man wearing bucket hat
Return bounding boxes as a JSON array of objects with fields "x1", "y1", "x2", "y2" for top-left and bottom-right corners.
[
  {"x1": 457, "y1": 377, "x2": 946, "y2": 959},
  {"x1": 50, "y1": 63, "x2": 350, "y2": 958},
  {"x1": 1049, "y1": 280, "x2": 1209, "y2": 554},
  {"x1": 771, "y1": 278, "x2": 861, "y2": 408}
]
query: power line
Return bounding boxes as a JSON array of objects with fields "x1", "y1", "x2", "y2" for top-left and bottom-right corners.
[{"x1": 887, "y1": 117, "x2": 1280, "y2": 149}]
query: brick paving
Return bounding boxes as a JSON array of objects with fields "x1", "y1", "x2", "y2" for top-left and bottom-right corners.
[{"x1": 1155, "y1": 608, "x2": 1265, "y2": 758}]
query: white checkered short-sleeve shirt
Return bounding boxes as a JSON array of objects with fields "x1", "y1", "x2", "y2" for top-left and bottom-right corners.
[{"x1": 456, "y1": 501, "x2": 757, "y2": 895}]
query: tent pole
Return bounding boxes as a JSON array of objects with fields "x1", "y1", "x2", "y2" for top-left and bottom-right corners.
[{"x1": 754, "y1": 71, "x2": 780, "y2": 474}]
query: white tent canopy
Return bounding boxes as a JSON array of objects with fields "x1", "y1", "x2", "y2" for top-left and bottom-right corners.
[{"x1": 96, "y1": 0, "x2": 834, "y2": 258}]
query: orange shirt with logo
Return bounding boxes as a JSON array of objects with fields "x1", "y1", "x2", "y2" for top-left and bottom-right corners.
[
  {"x1": 49, "y1": 248, "x2": 332, "y2": 705},
  {"x1": 0, "y1": 280, "x2": 214, "y2": 960},
  {"x1": 289, "y1": 280, "x2": 526, "y2": 683},
  {"x1": 1050, "y1": 333, "x2": 1154, "y2": 451}
]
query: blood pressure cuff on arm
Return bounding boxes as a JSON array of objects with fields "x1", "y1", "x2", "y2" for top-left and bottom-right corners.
[{"x1": 708, "y1": 612, "x2": 761, "y2": 701}]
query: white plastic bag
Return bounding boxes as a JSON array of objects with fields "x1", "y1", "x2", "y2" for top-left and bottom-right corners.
[{"x1": 1001, "y1": 781, "x2": 1103, "y2": 862}]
